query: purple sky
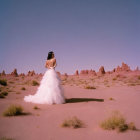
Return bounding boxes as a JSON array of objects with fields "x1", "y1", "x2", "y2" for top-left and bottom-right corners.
[{"x1": 0, "y1": 0, "x2": 140, "y2": 74}]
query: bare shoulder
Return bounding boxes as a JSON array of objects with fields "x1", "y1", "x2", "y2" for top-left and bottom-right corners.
[
  {"x1": 46, "y1": 58, "x2": 56, "y2": 63},
  {"x1": 51, "y1": 58, "x2": 56, "y2": 62},
  {"x1": 46, "y1": 60, "x2": 49, "y2": 63}
]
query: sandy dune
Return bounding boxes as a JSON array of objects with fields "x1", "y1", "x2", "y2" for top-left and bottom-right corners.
[{"x1": 0, "y1": 70, "x2": 140, "y2": 140}]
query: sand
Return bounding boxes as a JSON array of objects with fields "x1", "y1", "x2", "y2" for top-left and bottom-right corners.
[{"x1": 0, "y1": 72, "x2": 140, "y2": 140}]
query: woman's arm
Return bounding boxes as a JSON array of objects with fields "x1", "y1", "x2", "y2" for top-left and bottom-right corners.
[
  {"x1": 45, "y1": 61, "x2": 49, "y2": 68},
  {"x1": 53, "y1": 59, "x2": 57, "y2": 68}
]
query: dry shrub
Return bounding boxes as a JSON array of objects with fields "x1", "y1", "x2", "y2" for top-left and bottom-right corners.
[
  {"x1": 62, "y1": 77, "x2": 67, "y2": 81},
  {"x1": 128, "y1": 122, "x2": 137, "y2": 130},
  {"x1": 7, "y1": 89, "x2": 14, "y2": 92},
  {"x1": 21, "y1": 76, "x2": 24, "y2": 80},
  {"x1": 0, "y1": 79, "x2": 7, "y2": 86},
  {"x1": 0, "y1": 93, "x2": 5, "y2": 98},
  {"x1": 100, "y1": 111, "x2": 126, "y2": 131},
  {"x1": 61, "y1": 116, "x2": 84, "y2": 129},
  {"x1": 3, "y1": 104, "x2": 24, "y2": 116},
  {"x1": 127, "y1": 83, "x2": 136, "y2": 86},
  {"x1": 0, "y1": 137, "x2": 15, "y2": 140},
  {"x1": 0, "y1": 92, "x2": 8, "y2": 98},
  {"x1": 1, "y1": 92, "x2": 8, "y2": 96},
  {"x1": 32, "y1": 80, "x2": 39, "y2": 86},
  {"x1": 137, "y1": 75, "x2": 140, "y2": 80},
  {"x1": 21, "y1": 87, "x2": 26, "y2": 90},
  {"x1": 16, "y1": 91, "x2": 21, "y2": 94},
  {"x1": 112, "y1": 77, "x2": 117, "y2": 81},
  {"x1": 100, "y1": 111, "x2": 137, "y2": 132},
  {"x1": 85, "y1": 86, "x2": 96, "y2": 89},
  {"x1": 33, "y1": 106, "x2": 40, "y2": 110},
  {"x1": 9, "y1": 81, "x2": 15, "y2": 84},
  {"x1": 109, "y1": 97, "x2": 114, "y2": 100}
]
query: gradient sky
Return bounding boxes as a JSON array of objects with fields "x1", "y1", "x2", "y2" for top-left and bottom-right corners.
[{"x1": 0, "y1": 0, "x2": 140, "y2": 74}]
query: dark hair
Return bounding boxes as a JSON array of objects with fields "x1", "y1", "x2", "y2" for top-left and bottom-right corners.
[{"x1": 47, "y1": 51, "x2": 54, "y2": 60}]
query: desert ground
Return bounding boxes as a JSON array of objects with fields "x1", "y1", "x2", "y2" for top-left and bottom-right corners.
[{"x1": 0, "y1": 63, "x2": 140, "y2": 140}]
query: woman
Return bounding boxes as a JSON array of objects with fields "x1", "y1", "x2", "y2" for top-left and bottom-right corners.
[{"x1": 24, "y1": 51, "x2": 65, "y2": 104}]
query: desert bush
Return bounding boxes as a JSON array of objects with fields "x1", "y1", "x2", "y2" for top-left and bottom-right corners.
[
  {"x1": 21, "y1": 76, "x2": 24, "y2": 80},
  {"x1": 137, "y1": 75, "x2": 140, "y2": 80},
  {"x1": 128, "y1": 122, "x2": 137, "y2": 130},
  {"x1": 7, "y1": 89, "x2": 14, "y2": 92},
  {"x1": 0, "y1": 87, "x2": 4, "y2": 92},
  {"x1": 0, "y1": 93, "x2": 5, "y2": 98},
  {"x1": 9, "y1": 81, "x2": 15, "y2": 84},
  {"x1": 112, "y1": 77, "x2": 117, "y2": 81},
  {"x1": 61, "y1": 116, "x2": 84, "y2": 129},
  {"x1": 0, "y1": 92, "x2": 8, "y2": 98},
  {"x1": 21, "y1": 87, "x2": 26, "y2": 90},
  {"x1": 90, "y1": 78, "x2": 95, "y2": 82},
  {"x1": 33, "y1": 106, "x2": 40, "y2": 110},
  {"x1": 0, "y1": 79, "x2": 7, "y2": 86},
  {"x1": 62, "y1": 77, "x2": 67, "y2": 81},
  {"x1": 118, "y1": 123, "x2": 128, "y2": 132},
  {"x1": 100, "y1": 111, "x2": 126, "y2": 131},
  {"x1": 127, "y1": 83, "x2": 136, "y2": 86},
  {"x1": 0, "y1": 137, "x2": 15, "y2": 140},
  {"x1": 3, "y1": 104, "x2": 24, "y2": 116},
  {"x1": 100, "y1": 111, "x2": 137, "y2": 132},
  {"x1": 109, "y1": 97, "x2": 114, "y2": 100},
  {"x1": 32, "y1": 80, "x2": 39, "y2": 86},
  {"x1": 24, "y1": 80, "x2": 30, "y2": 85},
  {"x1": 1, "y1": 92, "x2": 8, "y2": 96},
  {"x1": 85, "y1": 86, "x2": 96, "y2": 89},
  {"x1": 16, "y1": 91, "x2": 21, "y2": 94},
  {"x1": 116, "y1": 74, "x2": 121, "y2": 78}
]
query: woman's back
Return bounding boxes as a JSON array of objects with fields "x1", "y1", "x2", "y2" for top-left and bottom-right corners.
[{"x1": 46, "y1": 58, "x2": 57, "y2": 68}]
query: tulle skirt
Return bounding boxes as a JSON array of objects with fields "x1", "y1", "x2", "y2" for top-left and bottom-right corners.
[{"x1": 24, "y1": 68, "x2": 65, "y2": 104}]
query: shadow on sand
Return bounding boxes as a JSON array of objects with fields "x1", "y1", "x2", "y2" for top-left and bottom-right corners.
[{"x1": 65, "y1": 98, "x2": 104, "y2": 103}]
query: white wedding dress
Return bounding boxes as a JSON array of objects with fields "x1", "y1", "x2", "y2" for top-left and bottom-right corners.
[{"x1": 24, "y1": 68, "x2": 65, "y2": 104}]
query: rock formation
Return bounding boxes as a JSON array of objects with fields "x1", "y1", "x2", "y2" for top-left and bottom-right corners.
[
  {"x1": 27, "y1": 70, "x2": 35, "y2": 76},
  {"x1": 121, "y1": 62, "x2": 131, "y2": 71},
  {"x1": 98, "y1": 66, "x2": 105, "y2": 75},
  {"x1": 115, "y1": 62, "x2": 131, "y2": 72},
  {"x1": 135, "y1": 66, "x2": 139, "y2": 71},
  {"x1": 56, "y1": 71, "x2": 61, "y2": 78},
  {"x1": 19, "y1": 73, "x2": 25, "y2": 76},
  {"x1": 1, "y1": 70, "x2": 6, "y2": 76},
  {"x1": 56, "y1": 71, "x2": 61, "y2": 76},
  {"x1": 11, "y1": 69, "x2": 18, "y2": 77},
  {"x1": 64, "y1": 73, "x2": 68, "y2": 77},
  {"x1": 30, "y1": 70, "x2": 35, "y2": 76},
  {"x1": 39, "y1": 73, "x2": 43, "y2": 76},
  {"x1": 75, "y1": 70, "x2": 79, "y2": 76},
  {"x1": 116, "y1": 66, "x2": 121, "y2": 72},
  {"x1": 79, "y1": 69, "x2": 96, "y2": 76},
  {"x1": 88, "y1": 69, "x2": 97, "y2": 75},
  {"x1": 80, "y1": 70, "x2": 88, "y2": 75},
  {"x1": 112, "y1": 68, "x2": 116, "y2": 73},
  {"x1": 80, "y1": 70, "x2": 84, "y2": 75}
]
